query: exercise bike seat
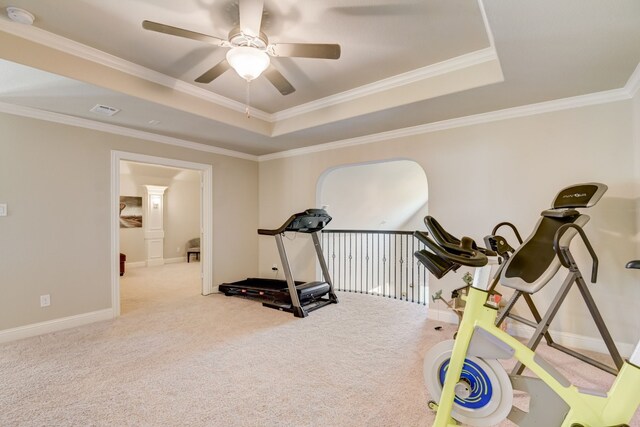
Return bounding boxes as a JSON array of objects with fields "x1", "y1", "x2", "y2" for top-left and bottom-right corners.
[{"x1": 500, "y1": 183, "x2": 607, "y2": 294}]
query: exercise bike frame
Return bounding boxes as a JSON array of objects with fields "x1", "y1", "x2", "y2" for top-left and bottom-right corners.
[{"x1": 432, "y1": 262, "x2": 640, "y2": 426}]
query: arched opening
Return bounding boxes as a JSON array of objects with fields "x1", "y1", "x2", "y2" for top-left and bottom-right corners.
[
  {"x1": 318, "y1": 159, "x2": 428, "y2": 230},
  {"x1": 317, "y1": 159, "x2": 429, "y2": 304}
]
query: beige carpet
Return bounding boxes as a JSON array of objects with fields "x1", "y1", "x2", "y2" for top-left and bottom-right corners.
[{"x1": 0, "y1": 262, "x2": 638, "y2": 426}]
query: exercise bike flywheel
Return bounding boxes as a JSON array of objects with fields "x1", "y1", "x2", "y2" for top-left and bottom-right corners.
[{"x1": 424, "y1": 340, "x2": 513, "y2": 426}]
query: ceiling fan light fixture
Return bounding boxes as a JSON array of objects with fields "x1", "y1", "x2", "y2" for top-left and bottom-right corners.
[{"x1": 226, "y1": 46, "x2": 270, "y2": 81}]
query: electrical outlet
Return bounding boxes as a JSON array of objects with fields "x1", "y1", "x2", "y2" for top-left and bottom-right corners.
[
  {"x1": 40, "y1": 294, "x2": 50, "y2": 307},
  {"x1": 177, "y1": 246, "x2": 180, "y2": 253},
  {"x1": 272, "y1": 264, "x2": 278, "y2": 271}
]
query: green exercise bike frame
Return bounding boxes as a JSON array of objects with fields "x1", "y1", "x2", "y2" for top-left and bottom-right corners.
[{"x1": 424, "y1": 224, "x2": 640, "y2": 426}]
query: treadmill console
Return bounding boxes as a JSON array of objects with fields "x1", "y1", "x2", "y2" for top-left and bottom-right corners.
[
  {"x1": 286, "y1": 209, "x2": 332, "y2": 233},
  {"x1": 258, "y1": 208, "x2": 332, "y2": 235}
]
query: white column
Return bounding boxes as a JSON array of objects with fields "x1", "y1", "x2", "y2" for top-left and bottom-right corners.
[{"x1": 143, "y1": 185, "x2": 168, "y2": 267}]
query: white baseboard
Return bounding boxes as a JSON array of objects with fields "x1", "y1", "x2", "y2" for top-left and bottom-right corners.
[
  {"x1": 506, "y1": 322, "x2": 635, "y2": 358},
  {"x1": 427, "y1": 308, "x2": 461, "y2": 324},
  {"x1": 125, "y1": 261, "x2": 146, "y2": 268},
  {"x1": 0, "y1": 309, "x2": 113, "y2": 344},
  {"x1": 126, "y1": 258, "x2": 185, "y2": 269},
  {"x1": 427, "y1": 308, "x2": 634, "y2": 357}
]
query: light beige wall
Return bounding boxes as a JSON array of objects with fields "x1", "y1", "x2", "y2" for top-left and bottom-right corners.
[
  {"x1": 164, "y1": 170, "x2": 200, "y2": 260},
  {"x1": 318, "y1": 160, "x2": 428, "y2": 230},
  {"x1": 259, "y1": 100, "x2": 639, "y2": 346},
  {"x1": 0, "y1": 113, "x2": 258, "y2": 331}
]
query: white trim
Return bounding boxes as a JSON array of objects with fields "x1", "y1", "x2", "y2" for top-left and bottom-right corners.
[
  {"x1": 427, "y1": 307, "x2": 635, "y2": 358},
  {"x1": 125, "y1": 261, "x2": 147, "y2": 269},
  {"x1": 272, "y1": 48, "x2": 499, "y2": 121},
  {"x1": 0, "y1": 82, "x2": 633, "y2": 165},
  {"x1": 111, "y1": 151, "x2": 120, "y2": 317},
  {"x1": 201, "y1": 165, "x2": 214, "y2": 295},
  {"x1": 428, "y1": 307, "x2": 461, "y2": 324},
  {"x1": 477, "y1": 0, "x2": 496, "y2": 49},
  {"x1": 0, "y1": 18, "x2": 497, "y2": 124},
  {"x1": 125, "y1": 258, "x2": 184, "y2": 268},
  {"x1": 506, "y1": 322, "x2": 636, "y2": 359},
  {"x1": 259, "y1": 87, "x2": 631, "y2": 162},
  {"x1": 626, "y1": 61, "x2": 640, "y2": 97},
  {"x1": 0, "y1": 101, "x2": 257, "y2": 161},
  {"x1": 0, "y1": 309, "x2": 112, "y2": 344},
  {"x1": 0, "y1": 19, "x2": 271, "y2": 121},
  {"x1": 111, "y1": 151, "x2": 214, "y2": 317}
]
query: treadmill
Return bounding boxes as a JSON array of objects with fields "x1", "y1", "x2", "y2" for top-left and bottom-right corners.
[{"x1": 218, "y1": 208, "x2": 338, "y2": 318}]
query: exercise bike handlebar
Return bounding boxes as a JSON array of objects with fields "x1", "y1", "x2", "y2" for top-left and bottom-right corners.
[
  {"x1": 553, "y1": 223, "x2": 599, "y2": 283},
  {"x1": 491, "y1": 221, "x2": 524, "y2": 245},
  {"x1": 419, "y1": 216, "x2": 490, "y2": 267}
]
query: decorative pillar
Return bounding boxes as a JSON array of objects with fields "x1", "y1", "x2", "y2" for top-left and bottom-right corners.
[{"x1": 143, "y1": 185, "x2": 168, "y2": 267}]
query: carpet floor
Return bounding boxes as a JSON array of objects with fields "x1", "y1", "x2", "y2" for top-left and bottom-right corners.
[{"x1": 1, "y1": 262, "x2": 637, "y2": 426}]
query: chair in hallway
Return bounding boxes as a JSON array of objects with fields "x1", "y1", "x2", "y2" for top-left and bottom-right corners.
[{"x1": 186, "y1": 238, "x2": 200, "y2": 263}]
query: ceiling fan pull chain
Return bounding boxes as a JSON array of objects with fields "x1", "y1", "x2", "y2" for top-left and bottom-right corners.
[{"x1": 245, "y1": 80, "x2": 252, "y2": 118}]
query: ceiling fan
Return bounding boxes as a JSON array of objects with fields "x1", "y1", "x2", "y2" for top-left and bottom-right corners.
[{"x1": 142, "y1": 0, "x2": 341, "y2": 96}]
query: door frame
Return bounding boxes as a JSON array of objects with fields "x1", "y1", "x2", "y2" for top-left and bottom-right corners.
[{"x1": 110, "y1": 150, "x2": 213, "y2": 317}]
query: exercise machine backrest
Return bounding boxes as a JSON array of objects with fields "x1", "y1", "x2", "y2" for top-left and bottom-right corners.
[
  {"x1": 258, "y1": 209, "x2": 332, "y2": 236},
  {"x1": 500, "y1": 183, "x2": 607, "y2": 293}
]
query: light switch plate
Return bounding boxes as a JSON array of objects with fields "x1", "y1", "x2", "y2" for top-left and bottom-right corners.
[{"x1": 0, "y1": 203, "x2": 6, "y2": 217}]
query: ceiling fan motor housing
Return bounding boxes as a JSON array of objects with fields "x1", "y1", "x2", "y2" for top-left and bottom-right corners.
[{"x1": 228, "y1": 26, "x2": 268, "y2": 50}]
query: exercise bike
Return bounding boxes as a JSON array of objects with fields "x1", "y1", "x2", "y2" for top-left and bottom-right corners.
[{"x1": 415, "y1": 219, "x2": 640, "y2": 426}]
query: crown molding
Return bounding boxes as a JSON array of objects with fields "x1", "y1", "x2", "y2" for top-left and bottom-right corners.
[
  {"x1": 259, "y1": 87, "x2": 631, "y2": 162},
  {"x1": 626, "y1": 62, "x2": 640, "y2": 98},
  {"x1": 0, "y1": 19, "x2": 272, "y2": 122},
  {"x1": 0, "y1": 101, "x2": 258, "y2": 161},
  {"x1": 477, "y1": 0, "x2": 496, "y2": 49},
  {"x1": 271, "y1": 47, "x2": 499, "y2": 122},
  {"x1": 271, "y1": 0, "x2": 498, "y2": 122}
]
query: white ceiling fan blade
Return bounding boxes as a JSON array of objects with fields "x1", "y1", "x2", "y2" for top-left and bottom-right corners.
[
  {"x1": 263, "y1": 65, "x2": 295, "y2": 95},
  {"x1": 142, "y1": 21, "x2": 228, "y2": 47},
  {"x1": 269, "y1": 43, "x2": 341, "y2": 59},
  {"x1": 195, "y1": 60, "x2": 231, "y2": 84},
  {"x1": 239, "y1": 0, "x2": 264, "y2": 36}
]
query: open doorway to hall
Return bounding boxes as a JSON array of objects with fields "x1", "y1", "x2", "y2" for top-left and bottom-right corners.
[
  {"x1": 118, "y1": 160, "x2": 202, "y2": 315},
  {"x1": 317, "y1": 159, "x2": 430, "y2": 304}
]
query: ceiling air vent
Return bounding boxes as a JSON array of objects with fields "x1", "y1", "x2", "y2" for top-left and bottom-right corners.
[{"x1": 90, "y1": 104, "x2": 120, "y2": 116}]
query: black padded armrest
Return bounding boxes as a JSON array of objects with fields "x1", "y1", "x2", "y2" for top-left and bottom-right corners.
[
  {"x1": 626, "y1": 260, "x2": 640, "y2": 269},
  {"x1": 419, "y1": 230, "x2": 487, "y2": 267},
  {"x1": 424, "y1": 216, "x2": 475, "y2": 257},
  {"x1": 424, "y1": 216, "x2": 495, "y2": 257}
]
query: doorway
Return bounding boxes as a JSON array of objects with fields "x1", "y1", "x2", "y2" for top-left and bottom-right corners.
[{"x1": 110, "y1": 151, "x2": 213, "y2": 317}]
